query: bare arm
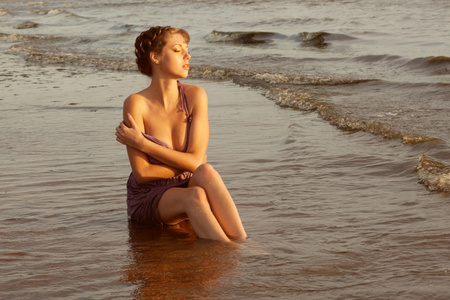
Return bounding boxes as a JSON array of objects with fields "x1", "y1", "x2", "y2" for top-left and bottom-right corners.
[
  {"x1": 116, "y1": 85, "x2": 209, "y2": 181},
  {"x1": 119, "y1": 94, "x2": 184, "y2": 183}
]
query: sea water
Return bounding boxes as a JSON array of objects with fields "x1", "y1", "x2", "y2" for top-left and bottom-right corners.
[{"x1": 0, "y1": 0, "x2": 449, "y2": 299}]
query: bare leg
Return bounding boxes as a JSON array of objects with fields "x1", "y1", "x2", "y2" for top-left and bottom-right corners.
[
  {"x1": 189, "y1": 164, "x2": 247, "y2": 240},
  {"x1": 158, "y1": 186, "x2": 230, "y2": 242}
]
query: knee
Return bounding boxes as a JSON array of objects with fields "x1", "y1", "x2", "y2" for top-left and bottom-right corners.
[
  {"x1": 194, "y1": 163, "x2": 221, "y2": 183},
  {"x1": 183, "y1": 186, "x2": 209, "y2": 210}
]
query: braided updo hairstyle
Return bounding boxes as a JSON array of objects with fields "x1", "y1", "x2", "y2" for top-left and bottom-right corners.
[{"x1": 135, "y1": 26, "x2": 190, "y2": 77}]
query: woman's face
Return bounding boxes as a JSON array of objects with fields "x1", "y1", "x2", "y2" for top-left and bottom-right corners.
[{"x1": 153, "y1": 33, "x2": 191, "y2": 79}]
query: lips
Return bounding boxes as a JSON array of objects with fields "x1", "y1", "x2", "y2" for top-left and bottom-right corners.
[{"x1": 182, "y1": 63, "x2": 190, "y2": 70}]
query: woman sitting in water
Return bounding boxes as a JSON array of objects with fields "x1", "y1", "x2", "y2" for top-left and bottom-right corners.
[{"x1": 115, "y1": 26, "x2": 247, "y2": 242}]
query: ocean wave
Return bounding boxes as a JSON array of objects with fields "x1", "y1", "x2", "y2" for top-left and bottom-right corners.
[
  {"x1": 205, "y1": 30, "x2": 276, "y2": 44},
  {"x1": 28, "y1": 7, "x2": 85, "y2": 18},
  {"x1": 206, "y1": 30, "x2": 354, "y2": 47},
  {"x1": 428, "y1": 56, "x2": 450, "y2": 64},
  {"x1": 402, "y1": 56, "x2": 450, "y2": 75},
  {"x1": 253, "y1": 72, "x2": 374, "y2": 86},
  {"x1": 5, "y1": 44, "x2": 134, "y2": 71},
  {"x1": 3, "y1": 41, "x2": 443, "y2": 146},
  {"x1": 14, "y1": 21, "x2": 39, "y2": 30},
  {"x1": 416, "y1": 154, "x2": 450, "y2": 193},
  {"x1": 189, "y1": 66, "x2": 375, "y2": 86},
  {"x1": 300, "y1": 31, "x2": 356, "y2": 47},
  {"x1": 0, "y1": 8, "x2": 9, "y2": 16},
  {"x1": 1, "y1": 33, "x2": 28, "y2": 42},
  {"x1": 264, "y1": 87, "x2": 440, "y2": 144},
  {"x1": 1, "y1": 31, "x2": 96, "y2": 47},
  {"x1": 0, "y1": 32, "x2": 64, "y2": 42},
  {"x1": 352, "y1": 54, "x2": 404, "y2": 64},
  {"x1": 29, "y1": 9, "x2": 57, "y2": 15},
  {"x1": 352, "y1": 54, "x2": 450, "y2": 75},
  {"x1": 110, "y1": 24, "x2": 138, "y2": 32},
  {"x1": 109, "y1": 24, "x2": 140, "y2": 36},
  {"x1": 26, "y1": 1, "x2": 46, "y2": 7},
  {"x1": 300, "y1": 32, "x2": 329, "y2": 48},
  {"x1": 187, "y1": 66, "x2": 440, "y2": 144}
]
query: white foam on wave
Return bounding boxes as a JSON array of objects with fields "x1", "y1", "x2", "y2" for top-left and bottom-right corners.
[
  {"x1": 416, "y1": 154, "x2": 450, "y2": 193},
  {"x1": 46, "y1": 9, "x2": 64, "y2": 15},
  {"x1": 27, "y1": 1, "x2": 46, "y2": 7}
]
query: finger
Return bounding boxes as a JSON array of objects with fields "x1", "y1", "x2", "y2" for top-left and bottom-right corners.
[
  {"x1": 115, "y1": 133, "x2": 125, "y2": 144},
  {"x1": 127, "y1": 113, "x2": 138, "y2": 129}
]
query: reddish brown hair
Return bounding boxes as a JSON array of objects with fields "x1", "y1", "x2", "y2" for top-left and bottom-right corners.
[{"x1": 134, "y1": 26, "x2": 190, "y2": 77}]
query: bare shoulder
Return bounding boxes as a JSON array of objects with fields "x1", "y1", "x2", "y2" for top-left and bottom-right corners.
[
  {"x1": 182, "y1": 83, "x2": 208, "y2": 106},
  {"x1": 122, "y1": 93, "x2": 150, "y2": 128},
  {"x1": 124, "y1": 92, "x2": 147, "y2": 107},
  {"x1": 123, "y1": 92, "x2": 150, "y2": 113}
]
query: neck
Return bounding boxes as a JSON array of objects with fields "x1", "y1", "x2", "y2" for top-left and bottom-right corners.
[{"x1": 148, "y1": 78, "x2": 179, "y2": 110}]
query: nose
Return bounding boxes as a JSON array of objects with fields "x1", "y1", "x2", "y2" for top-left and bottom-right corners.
[{"x1": 185, "y1": 50, "x2": 191, "y2": 59}]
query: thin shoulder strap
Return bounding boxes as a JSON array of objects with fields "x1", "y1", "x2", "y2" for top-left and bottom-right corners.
[
  {"x1": 177, "y1": 81, "x2": 193, "y2": 153},
  {"x1": 178, "y1": 81, "x2": 193, "y2": 123}
]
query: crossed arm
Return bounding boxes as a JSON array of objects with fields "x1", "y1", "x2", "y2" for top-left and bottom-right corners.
[{"x1": 116, "y1": 85, "x2": 209, "y2": 183}]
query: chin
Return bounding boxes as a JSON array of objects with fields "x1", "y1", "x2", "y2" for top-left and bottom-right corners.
[{"x1": 179, "y1": 72, "x2": 189, "y2": 79}]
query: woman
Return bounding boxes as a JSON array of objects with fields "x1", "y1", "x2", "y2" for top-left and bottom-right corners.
[{"x1": 115, "y1": 26, "x2": 247, "y2": 242}]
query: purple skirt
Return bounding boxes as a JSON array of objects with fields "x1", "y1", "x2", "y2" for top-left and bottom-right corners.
[{"x1": 127, "y1": 172, "x2": 193, "y2": 226}]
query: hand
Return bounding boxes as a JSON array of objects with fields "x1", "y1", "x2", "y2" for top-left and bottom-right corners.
[{"x1": 115, "y1": 113, "x2": 144, "y2": 150}]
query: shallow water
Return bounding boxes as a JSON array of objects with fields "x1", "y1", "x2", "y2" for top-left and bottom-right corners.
[
  {"x1": 1, "y1": 54, "x2": 449, "y2": 299},
  {"x1": 1, "y1": 0, "x2": 449, "y2": 299}
]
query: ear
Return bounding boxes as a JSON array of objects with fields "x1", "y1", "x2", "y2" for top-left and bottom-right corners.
[{"x1": 150, "y1": 52, "x2": 160, "y2": 64}]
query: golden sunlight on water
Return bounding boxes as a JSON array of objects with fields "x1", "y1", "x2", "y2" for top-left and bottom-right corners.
[{"x1": 0, "y1": 55, "x2": 448, "y2": 299}]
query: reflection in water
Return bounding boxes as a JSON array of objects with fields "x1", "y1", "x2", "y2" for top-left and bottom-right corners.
[{"x1": 123, "y1": 220, "x2": 240, "y2": 299}]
